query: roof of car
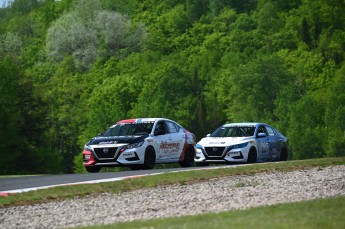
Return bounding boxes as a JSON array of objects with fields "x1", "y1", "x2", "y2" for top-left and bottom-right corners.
[
  {"x1": 222, "y1": 122, "x2": 268, "y2": 127},
  {"x1": 116, "y1": 118, "x2": 177, "y2": 124}
]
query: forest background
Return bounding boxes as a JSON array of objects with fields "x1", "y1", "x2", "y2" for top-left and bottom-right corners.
[{"x1": 0, "y1": 0, "x2": 344, "y2": 174}]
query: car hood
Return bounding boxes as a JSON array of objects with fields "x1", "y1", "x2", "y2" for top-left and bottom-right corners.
[
  {"x1": 197, "y1": 137, "x2": 253, "y2": 147},
  {"x1": 88, "y1": 135, "x2": 148, "y2": 145}
]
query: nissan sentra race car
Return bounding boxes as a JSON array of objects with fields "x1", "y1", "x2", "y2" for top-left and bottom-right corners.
[
  {"x1": 195, "y1": 123, "x2": 288, "y2": 165},
  {"x1": 82, "y1": 118, "x2": 196, "y2": 172}
]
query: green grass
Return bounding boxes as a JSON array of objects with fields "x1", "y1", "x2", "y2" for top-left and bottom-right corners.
[
  {"x1": 0, "y1": 157, "x2": 344, "y2": 208},
  {"x1": 80, "y1": 195, "x2": 345, "y2": 229},
  {"x1": 0, "y1": 174, "x2": 43, "y2": 179}
]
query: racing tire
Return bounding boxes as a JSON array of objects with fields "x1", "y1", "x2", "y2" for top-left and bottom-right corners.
[
  {"x1": 179, "y1": 145, "x2": 195, "y2": 167},
  {"x1": 279, "y1": 148, "x2": 288, "y2": 161},
  {"x1": 85, "y1": 166, "x2": 101, "y2": 173},
  {"x1": 142, "y1": 147, "x2": 156, "y2": 170},
  {"x1": 247, "y1": 148, "x2": 257, "y2": 163}
]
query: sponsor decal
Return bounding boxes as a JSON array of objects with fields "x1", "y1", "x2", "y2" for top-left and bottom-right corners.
[
  {"x1": 116, "y1": 119, "x2": 155, "y2": 124},
  {"x1": 147, "y1": 139, "x2": 153, "y2": 143},
  {"x1": 99, "y1": 141, "x2": 118, "y2": 144},
  {"x1": 160, "y1": 141, "x2": 180, "y2": 154},
  {"x1": 209, "y1": 142, "x2": 226, "y2": 144}
]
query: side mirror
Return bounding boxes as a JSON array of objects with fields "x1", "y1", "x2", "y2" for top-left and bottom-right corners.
[
  {"x1": 206, "y1": 134, "x2": 211, "y2": 137},
  {"x1": 257, "y1": 133, "x2": 267, "y2": 138},
  {"x1": 98, "y1": 132, "x2": 104, "y2": 136}
]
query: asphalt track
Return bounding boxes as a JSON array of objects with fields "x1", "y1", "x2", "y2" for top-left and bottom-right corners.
[{"x1": 0, "y1": 165, "x2": 241, "y2": 194}]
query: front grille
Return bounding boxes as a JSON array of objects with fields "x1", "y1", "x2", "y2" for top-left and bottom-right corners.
[
  {"x1": 204, "y1": 147, "x2": 226, "y2": 157},
  {"x1": 94, "y1": 147, "x2": 118, "y2": 159}
]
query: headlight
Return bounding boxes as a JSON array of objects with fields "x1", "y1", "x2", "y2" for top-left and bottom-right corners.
[
  {"x1": 196, "y1": 144, "x2": 203, "y2": 149},
  {"x1": 127, "y1": 141, "x2": 144, "y2": 149},
  {"x1": 229, "y1": 142, "x2": 249, "y2": 149},
  {"x1": 84, "y1": 145, "x2": 92, "y2": 151},
  {"x1": 120, "y1": 141, "x2": 145, "y2": 153}
]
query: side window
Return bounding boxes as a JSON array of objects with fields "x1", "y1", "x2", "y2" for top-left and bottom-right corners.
[
  {"x1": 265, "y1": 126, "x2": 276, "y2": 136},
  {"x1": 155, "y1": 121, "x2": 168, "y2": 134},
  {"x1": 167, "y1": 121, "x2": 179, "y2": 133}
]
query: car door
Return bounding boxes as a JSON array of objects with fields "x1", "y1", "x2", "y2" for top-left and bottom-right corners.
[
  {"x1": 256, "y1": 125, "x2": 270, "y2": 162},
  {"x1": 265, "y1": 125, "x2": 280, "y2": 161},
  {"x1": 165, "y1": 121, "x2": 184, "y2": 162},
  {"x1": 153, "y1": 121, "x2": 172, "y2": 162}
]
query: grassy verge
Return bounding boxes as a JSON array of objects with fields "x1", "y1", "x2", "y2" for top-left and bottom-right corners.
[
  {"x1": 80, "y1": 195, "x2": 345, "y2": 229},
  {"x1": 0, "y1": 157, "x2": 344, "y2": 208}
]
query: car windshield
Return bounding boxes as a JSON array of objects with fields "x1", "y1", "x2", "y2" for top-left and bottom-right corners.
[
  {"x1": 103, "y1": 122, "x2": 154, "y2": 137},
  {"x1": 211, "y1": 126, "x2": 255, "y2": 137}
]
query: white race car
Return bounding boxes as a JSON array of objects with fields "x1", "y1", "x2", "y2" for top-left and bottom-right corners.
[
  {"x1": 83, "y1": 118, "x2": 196, "y2": 172},
  {"x1": 195, "y1": 123, "x2": 288, "y2": 165}
]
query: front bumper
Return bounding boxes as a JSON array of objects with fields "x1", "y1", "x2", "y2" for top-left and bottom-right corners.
[
  {"x1": 82, "y1": 145, "x2": 144, "y2": 167},
  {"x1": 194, "y1": 147, "x2": 247, "y2": 163}
]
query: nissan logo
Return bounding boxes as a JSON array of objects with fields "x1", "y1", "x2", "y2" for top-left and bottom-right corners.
[
  {"x1": 212, "y1": 147, "x2": 217, "y2": 152},
  {"x1": 103, "y1": 148, "x2": 109, "y2": 154}
]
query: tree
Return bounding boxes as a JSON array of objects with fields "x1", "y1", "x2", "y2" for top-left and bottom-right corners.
[
  {"x1": 46, "y1": 2, "x2": 147, "y2": 71},
  {"x1": 0, "y1": 56, "x2": 22, "y2": 174},
  {"x1": 130, "y1": 61, "x2": 193, "y2": 124},
  {"x1": 286, "y1": 94, "x2": 325, "y2": 159},
  {"x1": 324, "y1": 63, "x2": 345, "y2": 157},
  {"x1": 218, "y1": 53, "x2": 291, "y2": 123}
]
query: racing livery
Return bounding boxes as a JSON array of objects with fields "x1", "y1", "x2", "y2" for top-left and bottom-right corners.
[
  {"x1": 195, "y1": 123, "x2": 288, "y2": 165},
  {"x1": 83, "y1": 118, "x2": 196, "y2": 173}
]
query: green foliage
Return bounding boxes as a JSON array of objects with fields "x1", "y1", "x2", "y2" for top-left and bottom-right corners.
[
  {"x1": 218, "y1": 53, "x2": 291, "y2": 123},
  {"x1": 0, "y1": 56, "x2": 22, "y2": 174},
  {"x1": 0, "y1": 0, "x2": 344, "y2": 174},
  {"x1": 324, "y1": 64, "x2": 345, "y2": 157}
]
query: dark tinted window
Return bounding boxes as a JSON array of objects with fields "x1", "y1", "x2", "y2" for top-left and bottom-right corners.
[
  {"x1": 211, "y1": 126, "x2": 255, "y2": 137},
  {"x1": 155, "y1": 121, "x2": 168, "y2": 134},
  {"x1": 103, "y1": 123, "x2": 154, "y2": 136}
]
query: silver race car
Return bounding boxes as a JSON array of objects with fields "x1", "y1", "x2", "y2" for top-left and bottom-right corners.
[{"x1": 195, "y1": 123, "x2": 288, "y2": 165}]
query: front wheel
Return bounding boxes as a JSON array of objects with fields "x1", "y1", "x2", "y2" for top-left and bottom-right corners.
[
  {"x1": 142, "y1": 147, "x2": 156, "y2": 170},
  {"x1": 85, "y1": 166, "x2": 101, "y2": 173},
  {"x1": 279, "y1": 148, "x2": 288, "y2": 161},
  {"x1": 247, "y1": 148, "x2": 257, "y2": 163}
]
